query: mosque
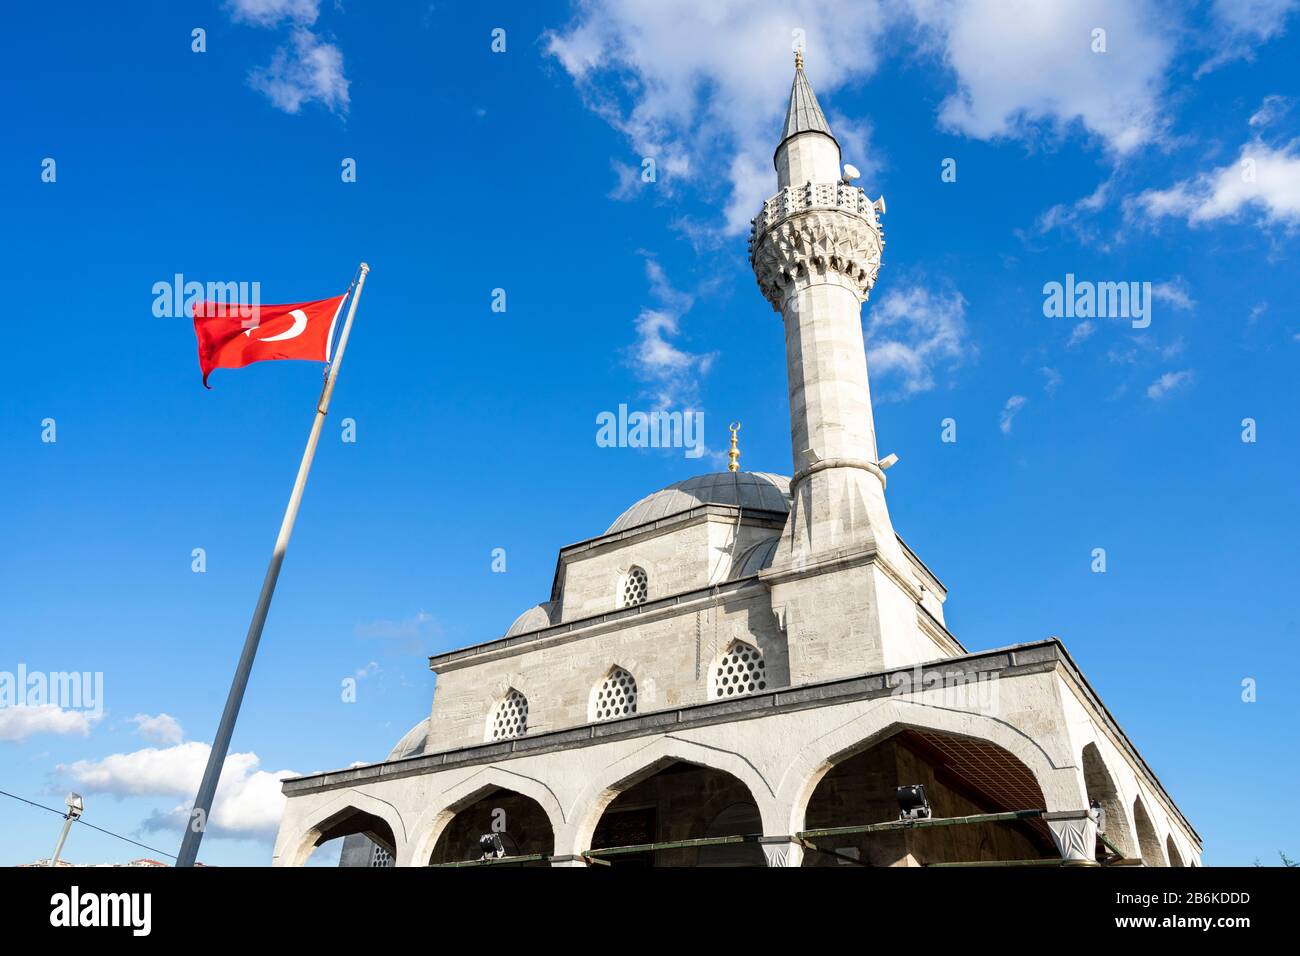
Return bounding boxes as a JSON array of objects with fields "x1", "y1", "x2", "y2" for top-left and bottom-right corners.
[{"x1": 272, "y1": 55, "x2": 1201, "y2": 868}]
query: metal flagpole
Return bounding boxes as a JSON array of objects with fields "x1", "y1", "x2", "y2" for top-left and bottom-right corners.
[{"x1": 176, "y1": 262, "x2": 371, "y2": 868}]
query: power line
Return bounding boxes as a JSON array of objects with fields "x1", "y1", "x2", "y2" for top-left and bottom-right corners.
[{"x1": 0, "y1": 788, "x2": 178, "y2": 862}]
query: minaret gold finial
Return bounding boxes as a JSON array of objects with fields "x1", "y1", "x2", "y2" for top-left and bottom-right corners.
[
  {"x1": 794, "y1": 49, "x2": 804, "y2": 70},
  {"x1": 727, "y1": 422, "x2": 742, "y2": 473}
]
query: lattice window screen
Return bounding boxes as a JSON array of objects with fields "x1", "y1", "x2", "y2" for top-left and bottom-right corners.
[
  {"x1": 622, "y1": 566, "x2": 648, "y2": 607},
  {"x1": 711, "y1": 641, "x2": 767, "y2": 699},
  {"x1": 593, "y1": 667, "x2": 638, "y2": 721},
  {"x1": 490, "y1": 690, "x2": 528, "y2": 741}
]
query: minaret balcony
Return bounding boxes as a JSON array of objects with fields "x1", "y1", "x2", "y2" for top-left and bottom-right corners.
[
  {"x1": 748, "y1": 181, "x2": 886, "y2": 310},
  {"x1": 749, "y1": 181, "x2": 882, "y2": 247}
]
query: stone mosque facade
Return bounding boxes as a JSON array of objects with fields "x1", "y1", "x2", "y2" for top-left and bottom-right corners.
[{"x1": 272, "y1": 58, "x2": 1201, "y2": 868}]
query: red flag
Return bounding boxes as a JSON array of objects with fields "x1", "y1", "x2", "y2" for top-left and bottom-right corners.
[{"x1": 192, "y1": 293, "x2": 348, "y2": 387}]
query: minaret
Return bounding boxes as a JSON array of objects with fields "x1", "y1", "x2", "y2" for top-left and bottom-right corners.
[{"x1": 752, "y1": 54, "x2": 934, "y2": 675}]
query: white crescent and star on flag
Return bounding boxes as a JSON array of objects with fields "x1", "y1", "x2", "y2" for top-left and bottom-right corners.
[{"x1": 243, "y1": 308, "x2": 309, "y2": 341}]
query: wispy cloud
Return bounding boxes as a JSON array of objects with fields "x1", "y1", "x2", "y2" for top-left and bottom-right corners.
[
  {"x1": 129, "y1": 713, "x2": 183, "y2": 747},
  {"x1": 355, "y1": 609, "x2": 439, "y2": 654},
  {"x1": 1197, "y1": 0, "x2": 1300, "y2": 75},
  {"x1": 249, "y1": 27, "x2": 349, "y2": 115},
  {"x1": 628, "y1": 257, "x2": 716, "y2": 410},
  {"x1": 1000, "y1": 395, "x2": 1028, "y2": 434},
  {"x1": 866, "y1": 284, "x2": 972, "y2": 397},
  {"x1": 1249, "y1": 94, "x2": 1291, "y2": 128},
  {"x1": 1068, "y1": 320, "x2": 1097, "y2": 348},
  {"x1": 226, "y1": 0, "x2": 319, "y2": 28},
  {"x1": 1146, "y1": 369, "x2": 1195, "y2": 400},
  {"x1": 1151, "y1": 277, "x2": 1196, "y2": 311},
  {"x1": 1133, "y1": 140, "x2": 1300, "y2": 227}
]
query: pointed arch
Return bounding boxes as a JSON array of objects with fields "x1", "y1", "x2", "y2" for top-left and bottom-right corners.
[
  {"x1": 775, "y1": 696, "x2": 1083, "y2": 835},
  {"x1": 1132, "y1": 794, "x2": 1167, "y2": 866},
  {"x1": 1080, "y1": 742, "x2": 1137, "y2": 857},
  {"x1": 405, "y1": 766, "x2": 566, "y2": 867},
  {"x1": 562, "y1": 735, "x2": 780, "y2": 855},
  {"x1": 274, "y1": 790, "x2": 407, "y2": 868},
  {"x1": 1166, "y1": 834, "x2": 1186, "y2": 867}
]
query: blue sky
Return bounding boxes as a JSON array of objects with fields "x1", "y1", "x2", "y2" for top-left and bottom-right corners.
[{"x1": 1, "y1": 0, "x2": 1297, "y2": 867}]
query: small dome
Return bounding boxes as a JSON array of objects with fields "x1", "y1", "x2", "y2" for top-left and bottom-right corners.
[
  {"x1": 607, "y1": 472, "x2": 791, "y2": 534},
  {"x1": 504, "y1": 601, "x2": 557, "y2": 638},
  {"x1": 728, "y1": 535, "x2": 780, "y2": 580},
  {"x1": 387, "y1": 719, "x2": 431, "y2": 760}
]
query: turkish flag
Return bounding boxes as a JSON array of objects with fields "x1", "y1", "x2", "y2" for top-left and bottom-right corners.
[{"x1": 192, "y1": 293, "x2": 348, "y2": 387}]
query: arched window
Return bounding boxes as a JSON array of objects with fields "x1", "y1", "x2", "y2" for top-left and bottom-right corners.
[
  {"x1": 592, "y1": 667, "x2": 638, "y2": 721},
  {"x1": 489, "y1": 689, "x2": 528, "y2": 741},
  {"x1": 710, "y1": 640, "x2": 767, "y2": 700},
  {"x1": 621, "y1": 566, "x2": 649, "y2": 607}
]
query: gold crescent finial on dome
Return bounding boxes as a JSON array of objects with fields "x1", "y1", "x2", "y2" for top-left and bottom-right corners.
[{"x1": 727, "y1": 422, "x2": 742, "y2": 473}]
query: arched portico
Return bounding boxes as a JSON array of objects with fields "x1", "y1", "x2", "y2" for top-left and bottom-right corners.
[
  {"x1": 562, "y1": 735, "x2": 781, "y2": 859},
  {"x1": 1081, "y1": 742, "x2": 1138, "y2": 857},
  {"x1": 405, "y1": 766, "x2": 565, "y2": 867},
  {"x1": 275, "y1": 790, "x2": 407, "y2": 868},
  {"x1": 776, "y1": 698, "x2": 1084, "y2": 838},
  {"x1": 1133, "y1": 795, "x2": 1168, "y2": 866}
]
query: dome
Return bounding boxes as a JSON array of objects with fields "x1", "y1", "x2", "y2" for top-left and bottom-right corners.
[
  {"x1": 387, "y1": 718, "x2": 431, "y2": 760},
  {"x1": 504, "y1": 601, "x2": 557, "y2": 638},
  {"x1": 607, "y1": 471, "x2": 791, "y2": 534}
]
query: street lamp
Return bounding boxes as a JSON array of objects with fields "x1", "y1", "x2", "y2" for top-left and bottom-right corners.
[{"x1": 49, "y1": 792, "x2": 84, "y2": 866}]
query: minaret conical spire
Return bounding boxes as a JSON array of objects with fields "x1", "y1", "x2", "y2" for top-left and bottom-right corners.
[{"x1": 778, "y1": 51, "x2": 837, "y2": 152}]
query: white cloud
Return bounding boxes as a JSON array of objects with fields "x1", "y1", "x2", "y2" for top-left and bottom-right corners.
[
  {"x1": 59, "y1": 742, "x2": 295, "y2": 840},
  {"x1": 1198, "y1": 0, "x2": 1300, "y2": 74},
  {"x1": 545, "y1": 0, "x2": 893, "y2": 235},
  {"x1": 1040, "y1": 366, "x2": 1062, "y2": 395},
  {"x1": 129, "y1": 713, "x2": 183, "y2": 747},
  {"x1": 0, "y1": 704, "x2": 98, "y2": 742},
  {"x1": 355, "y1": 609, "x2": 438, "y2": 654},
  {"x1": 354, "y1": 661, "x2": 380, "y2": 680},
  {"x1": 1067, "y1": 320, "x2": 1097, "y2": 347},
  {"x1": 1151, "y1": 277, "x2": 1195, "y2": 311},
  {"x1": 865, "y1": 284, "x2": 971, "y2": 396},
  {"x1": 1134, "y1": 140, "x2": 1300, "y2": 226},
  {"x1": 915, "y1": 0, "x2": 1174, "y2": 153},
  {"x1": 1250, "y1": 94, "x2": 1291, "y2": 127},
  {"x1": 1146, "y1": 369, "x2": 1195, "y2": 399},
  {"x1": 1033, "y1": 178, "x2": 1113, "y2": 245},
  {"x1": 546, "y1": 1, "x2": 1182, "y2": 237},
  {"x1": 227, "y1": 0, "x2": 319, "y2": 27},
  {"x1": 630, "y1": 258, "x2": 716, "y2": 409},
  {"x1": 249, "y1": 28, "x2": 349, "y2": 115},
  {"x1": 1000, "y1": 395, "x2": 1028, "y2": 434}
]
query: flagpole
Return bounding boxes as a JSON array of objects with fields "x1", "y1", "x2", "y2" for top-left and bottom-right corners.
[{"x1": 176, "y1": 262, "x2": 370, "y2": 868}]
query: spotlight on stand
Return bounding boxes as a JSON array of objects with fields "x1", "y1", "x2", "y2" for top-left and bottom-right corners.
[{"x1": 896, "y1": 784, "x2": 931, "y2": 821}]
